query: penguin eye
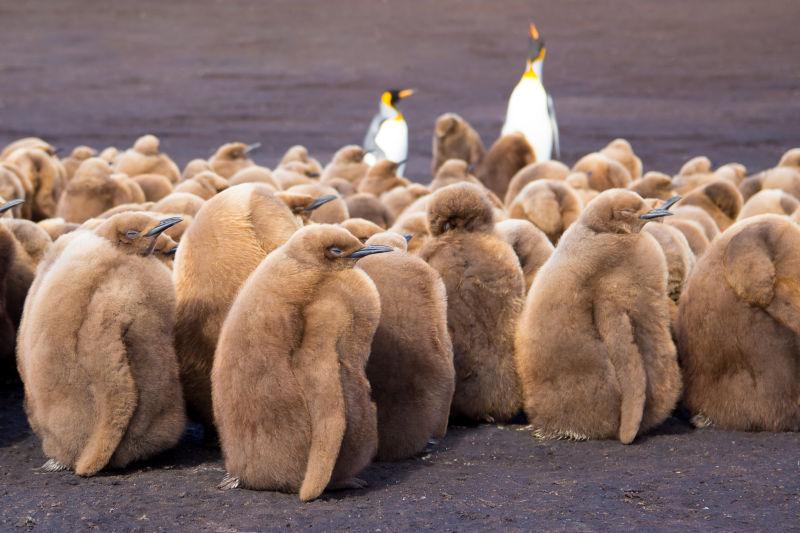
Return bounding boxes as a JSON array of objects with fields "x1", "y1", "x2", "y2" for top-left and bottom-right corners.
[
  {"x1": 126, "y1": 230, "x2": 140, "y2": 239},
  {"x1": 328, "y1": 247, "x2": 343, "y2": 256}
]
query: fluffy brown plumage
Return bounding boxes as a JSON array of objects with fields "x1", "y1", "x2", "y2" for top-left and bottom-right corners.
[
  {"x1": 495, "y1": 218, "x2": 553, "y2": 291},
  {"x1": 507, "y1": 179, "x2": 582, "y2": 245},
  {"x1": 18, "y1": 212, "x2": 185, "y2": 475},
  {"x1": 676, "y1": 215, "x2": 800, "y2": 431},
  {"x1": 114, "y1": 134, "x2": 181, "y2": 183},
  {"x1": 419, "y1": 183, "x2": 525, "y2": 422},
  {"x1": 358, "y1": 231, "x2": 454, "y2": 460},
  {"x1": 504, "y1": 160, "x2": 570, "y2": 206},
  {"x1": 516, "y1": 190, "x2": 681, "y2": 443},
  {"x1": 174, "y1": 184, "x2": 301, "y2": 427},
  {"x1": 431, "y1": 113, "x2": 485, "y2": 175},
  {"x1": 321, "y1": 145, "x2": 369, "y2": 185},
  {"x1": 476, "y1": 132, "x2": 535, "y2": 199},
  {"x1": 212, "y1": 225, "x2": 384, "y2": 500},
  {"x1": 208, "y1": 142, "x2": 256, "y2": 179},
  {"x1": 679, "y1": 179, "x2": 743, "y2": 231},
  {"x1": 173, "y1": 170, "x2": 229, "y2": 200},
  {"x1": 345, "y1": 193, "x2": 394, "y2": 228},
  {"x1": 572, "y1": 152, "x2": 633, "y2": 192}
]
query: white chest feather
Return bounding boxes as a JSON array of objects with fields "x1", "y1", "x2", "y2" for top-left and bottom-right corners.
[
  {"x1": 375, "y1": 118, "x2": 408, "y2": 164},
  {"x1": 502, "y1": 77, "x2": 552, "y2": 161}
]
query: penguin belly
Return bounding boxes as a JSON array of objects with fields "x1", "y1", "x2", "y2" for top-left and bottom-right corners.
[
  {"x1": 374, "y1": 119, "x2": 408, "y2": 174},
  {"x1": 502, "y1": 79, "x2": 552, "y2": 162}
]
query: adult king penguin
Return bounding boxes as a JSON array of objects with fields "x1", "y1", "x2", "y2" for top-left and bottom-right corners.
[
  {"x1": 363, "y1": 89, "x2": 414, "y2": 176},
  {"x1": 501, "y1": 23, "x2": 559, "y2": 162}
]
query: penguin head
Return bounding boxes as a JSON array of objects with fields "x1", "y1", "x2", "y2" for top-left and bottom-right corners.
[
  {"x1": 381, "y1": 88, "x2": 414, "y2": 108},
  {"x1": 213, "y1": 142, "x2": 259, "y2": 161},
  {"x1": 365, "y1": 230, "x2": 409, "y2": 252},
  {"x1": 276, "y1": 192, "x2": 337, "y2": 224},
  {"x1": 526, "y1": 23, "x2": 546, "y2": 76},
  {"x1": 132, "y1": 134, "x2": 160, "y2": 156},
  {"x1": 427, "y1": 182, "x2": 495, "y2": 236},
  {"x1": 340, "y1": 217, "x2": 384, "y2": 244},
  {"x1": 332, "y1": 145, "x2": 366, "y2": 164},
  {"x1": 778, "y1": 148, "x2": 800, "y2": 170},
  {"x1": 582, "y1": 189, "x2": 679, "y2": 235},
  {"x1": 192, "y1": 171, "x2": 230, "y2": 194},
  {"x1": 285, "y1": 224, "x2": 392, "y2": 271},
  {"x1": 96, "y1": 212, "x2": 183, "y2": 256}
]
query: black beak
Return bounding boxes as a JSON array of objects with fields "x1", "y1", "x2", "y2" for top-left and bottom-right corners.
[
  {"x1": 395, "y1": 158, "x2": 408, "y2": 166},
  {"x1": 145, "y1": 216, "x2": 183, "y2": 237},
  {"x1": 244, "y1": 143, "x2": 261, "y2": 154},
  {"x1": 348, "y1": 244, "x2": 393, "y2": 259},
  {"x1": 307, "y1": 171, "x2": 320, "y2": 178},
  {"x1": 640, "y1": 195, "x2": 681, "y2": 220},
  {"x1": 305, "y1": 194, "x2": 337, "y2": 211},
  {"x1": 404, "y1": 234, "x2": 413, "y2": 242},
  {"x1": 0, "y1": 199, "x2": 24, "y2": 214},
  {"x1": 165, "y1": 246, "x2": 178, "y2": 256},
  {"x1": 53, "y1": 146, "x2": 64, "y2": 155}
]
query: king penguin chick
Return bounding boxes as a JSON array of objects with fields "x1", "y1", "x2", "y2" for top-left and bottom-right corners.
[
  {"x1": 114, "y1": 134, "x2": 181, "y2": 183},
  {"x1": 501, "y1": 23, "x2": 559, "y2": 162},
  {"x1": 340, "y1": 217, "x2": 384, "y2": 243},
  {"x1": 572, "y1": 152, "x2": 633, "y2": 192},
  {"x1": 676, "y1": 214, "x2": 800, "y2": 431},
  {"x1": 476, "y1": 132, "x2": 535, "y2": 199},
  {"x1": 287, "y1": 184, "x2": 349, "y2": 223},
  {"x1": 173, "y1": 170, "x2": 230, "y2": 200},
  {"x1": 228, "y1": 166, "x2": 280, "y2": 189},
  {"x1": 600, "y1": 139, "x2": 643, "y2": 180},
  {"x1": 738, "y1": 189, "x2": 799, "y2": 220},
  {"x1": 0, "y1": 199, "x2": 25, "y2": 364},
  {"x1": 504, "y1": 160, "x2": 570, "y2": 206},
  {"x1": 507, "y1": 179, "x2": 582, "y2": 245},
  {"x1": 431, "y1": 113, "x2": 485, "y2": 175},
  {"x1": 380, "y1": 183, "x2": 430, "y2": 220},
  {"x1": 212, "y1": 225, "x2": 390, "y2": 500},
  {"x1": 208, "y1": 142, "x2": 259, "y2": 179},
  {"x1": 0, "y1": 163, "x2": 26, "y2": 218},
  {"x1": 679, "y1": 179, "x2": 743, "y2": 231},
  {"x1": 495, "y1": 218, "x2": 554, "y2": 291},
  {"x1": 629, "y1": 171, "x2": 674, "y2": 201},
  {"x1": 321, "y1": 145, "x2": 370, "y2": 186},
  {"x1": 345, "y1": 193, "x2": 394, "y2": 229},
  {"x1": 4, "y1": 147, "x2": 64, "y2": 221},
  {"x1": 132, "y1": 174, "x2": 174, "y2": 202},
  {"x1": 56, "y1": 158, "x2": 145, "y2": 223},
  {"x1": 173, "y1": 185, "x2": 306, "y2": 427},
  {"x1": 357, "y1": 160, "x2": 410, "y2": 197},
  {"x1": 363, "y1": 89, "x2": 414, "y2": 175},
  {"x1": 182, "y1": 158, "x2": 212, "y2": 181},
  {"x1": 358, "y1": 231, "x2": 455, "y2": 460},
  {"x1": 418, "y1": 183, "x2": 526, "y2": 422},
  {"x1": 62, "y1": 146, "x2": 97, "y2": 182},
  {"x1": 17, "y1": 212, "x2": 186, "y2": 475},
  {"x1": 280, "y1": 145, "x2": 323, "y2": 177},
  {"x1": 150, "y1": 192, "x2": 205, "y2": 218},
  {"x1": 515, "y1": 191, "x2": 682, "y2": 443},
  {"x1": 390, "y1": 211, "x2": 431, "y2": 254}
]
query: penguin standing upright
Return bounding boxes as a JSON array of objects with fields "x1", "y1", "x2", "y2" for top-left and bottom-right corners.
[
  {"x1": 363, "y1": 89, "x2": 414, "y2": 176},
  {"x1": 501, "y1": 23, "x2": 559, "y2": 162}
]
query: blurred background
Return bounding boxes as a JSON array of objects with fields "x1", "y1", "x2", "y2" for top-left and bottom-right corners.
[{"x1": 0, "y1": 0, "x2": 798, "y2": 180}]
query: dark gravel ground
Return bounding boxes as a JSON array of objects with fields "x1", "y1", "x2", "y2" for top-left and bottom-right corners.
[{"x1": 1, "y1": 0, "x2": 799, "y2": 531}]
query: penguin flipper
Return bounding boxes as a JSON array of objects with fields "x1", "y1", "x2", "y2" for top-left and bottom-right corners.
[
  {"x1": 74, "y1": 305, "x2": 138, "y2": 476},
  {"x1": 594, "y1": 305, "x2": 646, "y2": 444},
  {"x1": 294, "y1": 298, "x2": 347, "y2": 502},
  {"x1": 547, "y1": 94, "x2": 560, "y2": 160},
  {"x1": 363, "y1": 114, "x2": 385, "y2": 156}
]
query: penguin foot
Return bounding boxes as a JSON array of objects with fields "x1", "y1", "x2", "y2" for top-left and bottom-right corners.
[
  {"x1": 217, "y1": 473, "x2": 240, "y2": 491},
  {"x1": 691, "y1": 414, "x2": 713, "y2": 429},
  {"x1": 39, "y1": 459, "x2": 68, "y2": 472},
  {"x1": 532, "y1": 428, "x2": 589, "y2": 442},
  {"x1": 482, "y1": 415, "x2": 496, "y2": 424},
  {"x1": 423, "y1": 438, "x2": 440, "y2": 454},
  {"x1": 329, "y1": 477, "x2": 368, "y2": 491}
]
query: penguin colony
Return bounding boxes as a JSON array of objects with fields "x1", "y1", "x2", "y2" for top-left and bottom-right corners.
[{"x1": 1, "y1": 30, "x2": 798, "y2": 506}]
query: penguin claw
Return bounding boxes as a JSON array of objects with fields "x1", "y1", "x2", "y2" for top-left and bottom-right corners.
[
  {"x1": 482, "y1": 415, "x2": 496, "y2": 424},
  {"x1": 532, "y1": 428, "x2": 589, "y2": 442},
  {"x1": 691, "y1": 414, "x2": 713, "y2": 429},
  {"x1": 217, "y1": 473, "x2": 240, "y2": 491},
  {"x1": 423, "y1": 438, "x2": 440, "y2": 454},
  {"x1": 39, "y1": 459, "x2": 68, "y2": 472}
]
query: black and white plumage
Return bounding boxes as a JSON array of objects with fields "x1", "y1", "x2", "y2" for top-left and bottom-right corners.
[
  {"x1": 502, "y1": 23, "x2": 560, "y2": 162},
  {"x1": 363, "y1": 89, "x2": 413, "y2": 175}
]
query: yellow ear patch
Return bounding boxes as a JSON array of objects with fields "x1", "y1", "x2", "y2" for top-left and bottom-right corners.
[{"x1": 381, "y1": 91, "x2": 392, "y2": 106}]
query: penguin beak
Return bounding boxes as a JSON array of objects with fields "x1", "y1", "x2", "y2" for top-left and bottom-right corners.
[
  {"x1": 145, "y1": 216, "x2": 183, "y2": 237},
  {"x1": 0, "y1": 198, "x2": 24, "y2": 214},
  {"x1": 640, "y1": 195, "x2": 681, "y2": 220},
  {"x1": 397, "y1": 89, "x2": 415, "y2": 99},
  {"x1": 304, "y1": 195, "x2": 337, "y2": 212},
  {"x1": 529, "y1": 22, "x2": 540, "y2": 40},
  {"x1": 165, "y1": 246, "x2": 178, "y2": 256},
  {"x1": 244, "y1": 143, "x2": 261, "y2": 154},
  {"x1": 348, "y1": 244, "x2": 393, "y2": 259}
]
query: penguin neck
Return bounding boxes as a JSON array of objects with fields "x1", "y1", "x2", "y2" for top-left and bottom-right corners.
[
  {"x1": 522, "y1": 60, "x2": 544, "y2": 83},
  {"x1": 380, "y1": 101, "x2": 400, "y2": 120}
]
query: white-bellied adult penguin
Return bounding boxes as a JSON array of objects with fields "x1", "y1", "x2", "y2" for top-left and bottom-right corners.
[
  {"x1": 501, "y1": 23, "x2": 559, "y2": 162},
  {"x1": 363, "y1": 89, "x2": 414, "y2": 176}
]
